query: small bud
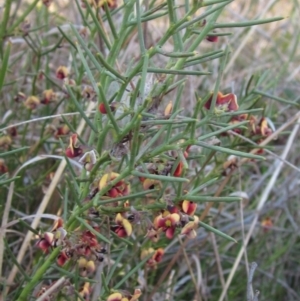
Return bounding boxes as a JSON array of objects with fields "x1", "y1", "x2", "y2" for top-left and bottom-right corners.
[
  {"x1": 99, "y1": 102, "x2": 117, "y2": 114},
  {"x1": 164, "y1": 101, "x2": 173, "y2": 116},
  {"x1": 99, "y1": 102, "x2": 107, "y2": 114},
  {"x1": 173, "y1": 161, "x2": 183, "y2": 177},
  {"x1": 86, "y1": 260, "x2": 96, "y2": 273},
  {"x1": 24, "y1": 96, "x2": 40, "y2": 110},
  {"x1": 79, "y1": 282, "x2": 91, "y2": 300},
  {"x1": 78, "y1": 257, "x2": 88, "y2": 269},
  {"x1": 206, "y1": 35, "x2": 218, "y2": 42},
  {"x1": 261, "y1": 217, "x2": 273, "y2": 232},
  {"x1": 41, "y1": 89, "x2": 56, "y2": 104}
]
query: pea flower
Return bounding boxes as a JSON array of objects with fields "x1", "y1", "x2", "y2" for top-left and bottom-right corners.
[
  {"x1": 24, "y1": 96, "x2": 40, "y2": 110},
  {"x1": 57, "y1": 250, "x2": 71, "y2": 266},
  {"x1": 205, "y1": 91, "x2": 239, "y2": 112},
  {"x1": 36, "y1": 218, "x2": 67, "y2": 253},
  {"x1": 56, "y1": 66, "x2": 69, "y2": 80},
  {"x1": 77, "y1": 257, "x2": 96, "y2": 276},
  {"x1": 79, "y1": 150, "x2": 98, "y2": 171},
  {"x1": 253, "y1": 117, "x2": 272, "y2": 137},
  {"x1": 112, "y1": 213, "x2": 132, "y2": 238},
  {"x1": 65, "y1": 134, "x2": 83, "y2": 158},
  {"x1": 106, "y1": 289, "x2": 141, "y2": 301},
  {"x1": 141, "y1": 248, "x2": 164, "y2": 268},
  {"x1": 181, "y1": 216, "x2": 199, "y2": 239},
  {"x1": 55, "y1": 124, "x2": 70, "y2": 138},
  {"x1": 0, "y1": 136, "x2": 12, "y2": 149},
  {"x1": 180, "y1": 200, "x2": 197, "y2": 216},
  {"x1": 154, "y1": 210, "x2": 180, "y2": 239},
  {"x1": 99, "y1": 172, "x2": 130, "y2": 197},
  {"x1": 78, "y1": 282, "x2": 91, "y2": 301},
  {"x1": 41, "y1": 89, "x2": 56, "y2": 104}
]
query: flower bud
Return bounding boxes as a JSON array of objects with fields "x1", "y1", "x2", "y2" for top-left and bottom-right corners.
[
  {"x1": 206, "y1": 35, "x2": 218, "y2": 42},
  {"x1": 164, "y1": 101, "x2": 173, "y2": 116},
  {"x1": 86, "y1": 260, "x2": 96, "y2": 273}
]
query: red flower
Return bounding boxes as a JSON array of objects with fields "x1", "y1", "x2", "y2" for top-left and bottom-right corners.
[
  {"x1": 55, "y1": 124, "x2": 70, "y2": 138},
  {"x1": 99, "y1": 172, "x2": 130, "y2": 197},
  {"x1": 56, "y1": 66, "x2": 69, "y2": 80},
  {"x1": 65, "y1": 133, "x2": 83, "y2": 158},
  {"x1": 261, "y1": 217, "x2": 273, "y2": 233},
  {"x1": 141, "y1": 248, "x2": 164, "y2": 268},
  {"x1": 36, "y1": 237, "x2": 52, "y2": 253},
  {"x1": 41, "y1": 89, "x2": 56, "y2": 104},
  {"x1": 57, "y1": 250, "x2": 71, "y2": 266},
  {"x1": 256, "y1": 117, "x2": 272, "y2": 137},
  {"x1": 180, "y1": 200, "x2": 197, "y2": 216},
  {"x1": 205, "y1": 92, "x2": 239, "y2": 112},
  {"x1": 181, "y1": 216, "x2": 199, "y2": 239},
  {"x1": 154, "y1": 211, "x2": 180, "y2": 239},
  {"x1": 81, "y1": 230, "x2": 98, "y2": 247},
  {"x1": 113, "y1": 213, "x2": 132, "y2": 237}
]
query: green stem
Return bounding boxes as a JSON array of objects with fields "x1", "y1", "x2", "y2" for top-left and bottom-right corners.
[
  {"x1": 136, "y1": 0, "x2": 146, "y2": 53},
  {"x1": 17, "y1": 248, "x2": 61, "y2": 301},
  {"x1": 0, "y1": 0, "x2": 12, "y2": 56}
]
